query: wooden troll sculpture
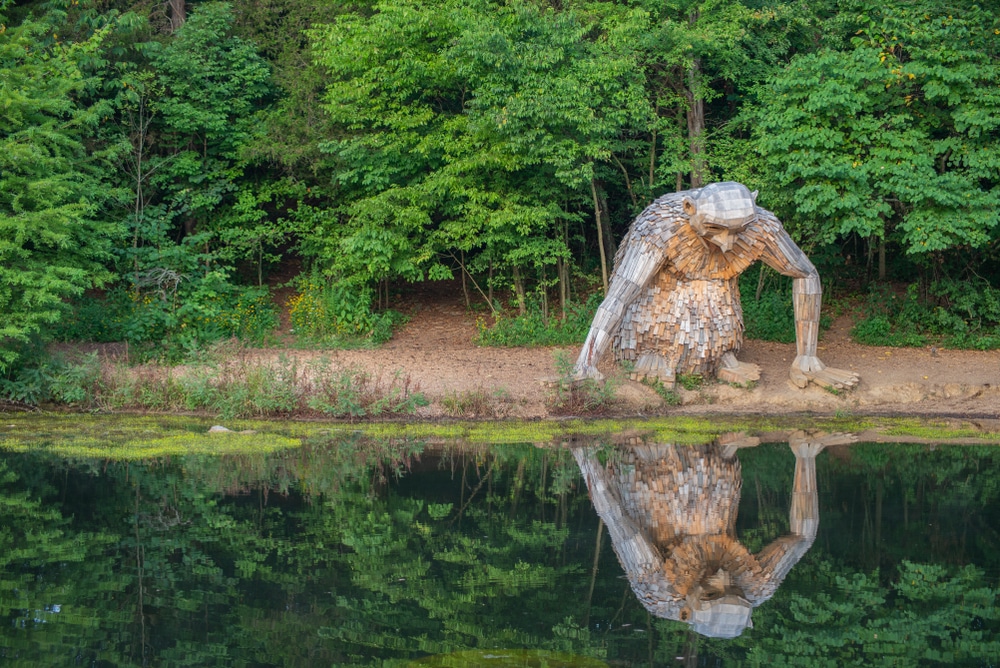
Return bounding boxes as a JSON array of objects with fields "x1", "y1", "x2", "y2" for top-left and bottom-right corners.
[{"x1": 574, "y1": 182, "x2": 858, "y2": 390}]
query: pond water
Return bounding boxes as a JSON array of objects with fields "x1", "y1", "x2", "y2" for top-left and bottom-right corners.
[{"x1": 1, "y1": 418, "x2": 999, "y2": 666}]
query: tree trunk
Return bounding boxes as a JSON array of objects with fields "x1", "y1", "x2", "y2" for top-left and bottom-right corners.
[
  {"x1": 685, "y1": 58, "x2": 706, "y2": 189},
  {"x1": 866, "y1": 235, "x2": 875, "y2": 284},
  {"x1": 685, "y1": 9, "x2": 706, "y2": 188},
  {"x1": 878, "y1": 237, "x2": 887, "y2": 281},
  {"x1": 512, "y1": 265, "x2": 526, "y2": 316},
  {"x1": 598, "y1": 185, "x2": 616, "y2": 261},
  {"x1": 488, "y1": 258, "x2": 494, "y2": 311},
  {"x1": 582, "y1": 519, "x2": 604, "y2": 629},
  {"x1": 648, "y1": 105, "x2": 658, "y2": 200},
  {"x1": 509, "y1": 458, "x2": 526, "y2": 518},
  {"x1": 168, "y1": 0, "x2": 185, "y2": 31},
  {"x1": 560, "y1": 219, "x2": 569, "y2": 320},
  {"x1": 460, "y1": 250, "x2": 470, "y2": 309},
  {"x1": 590, "y1": 177, "x2": 609, "y2": 294},
  {"x1": 875, "y1": 478, "x2": 883, "y2": 563},
  {"x1": 257, "y1": 245, "x2": 264, "y2": 287},
  {"x1": 539, "y1": 265, "x2": 548, "y2": 323},
  {"x1": 557, "y1": 257, "x2": 567, "y2": 322}
]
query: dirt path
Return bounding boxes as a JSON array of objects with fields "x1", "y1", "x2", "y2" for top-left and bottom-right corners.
[{"x1": 252, "y1": 280, "x2": 999, "y2": 420}]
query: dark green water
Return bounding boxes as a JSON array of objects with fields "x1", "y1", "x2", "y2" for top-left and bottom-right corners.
[{"x1": 1, "y1": 426, "x2": 999, "y2": 666}]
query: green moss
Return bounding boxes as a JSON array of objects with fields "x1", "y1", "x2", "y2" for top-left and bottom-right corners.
[
  {"x1": 342, "y1": 415, "x2": 1000, "y2": 446},
  {"x1": 0, "y1": 414, "x2": 307, "y2": 460},
  {"x1": 1, "y1": 413, "x2": 997, "y2": 461},
  {"x1": 877, "y1": 417, "x2": 997, "y2": 440},
  {"x1": 0, "y1": 432, "x2": 301, "y2": 460}
]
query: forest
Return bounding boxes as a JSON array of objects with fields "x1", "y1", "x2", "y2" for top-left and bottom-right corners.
[{"x1": 2, "y1": 0, "x2": 999, "y2": 389}]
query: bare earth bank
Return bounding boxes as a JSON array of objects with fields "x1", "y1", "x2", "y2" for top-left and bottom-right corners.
[{"x1": 252, "y1": 283, "x2": 999, "y2": 421}]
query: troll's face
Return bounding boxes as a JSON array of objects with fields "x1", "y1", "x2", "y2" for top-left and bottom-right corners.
[{"x1": 682, "y1": 182, "x2": 758, "y2": 253}]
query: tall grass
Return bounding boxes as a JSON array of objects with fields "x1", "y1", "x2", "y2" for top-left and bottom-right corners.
[{"x1": 1, "y1": 350, "x2": 427, "y2": 420}]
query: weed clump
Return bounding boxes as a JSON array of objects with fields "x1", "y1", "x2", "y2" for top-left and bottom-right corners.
[
  {"x1": 441, "y1": 388, "x2": 518, "y2": 419},
  {"x1": 287, "y1": 272, "x2": 407, "y2": 346},
  {"x1": 641, "y1": 377, "x2": 681, "y2": 406},
  {"x1": 545, "y1": 351, "x2": 620, "y2": 415}
]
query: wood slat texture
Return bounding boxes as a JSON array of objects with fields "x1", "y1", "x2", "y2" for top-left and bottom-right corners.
[{"x1": 607, "y1": 183, "x2": 821, "y2": 381}]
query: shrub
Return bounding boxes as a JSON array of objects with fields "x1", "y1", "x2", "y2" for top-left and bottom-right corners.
[
  {"x1": 739, "y1": 270, "x2": 797, "y2": 343},
  {"x1": 288, "y1": 273, "x2": 406, "y2": 345},
  {"x1": 475, "y1": 293, "x2": 601, "y2": 347},
  {"x1": 53, "y1": 278, "x2": 280, "y2": 355},
  {"x1": 305, "y1": 362, "x2": 428, "y2": 419},
  {"x1": 0, "y1": 352, "x2": 102, "y2": 407},
  {"x1": 641, "y1": 377, "x2": 682, "y2": 406}
]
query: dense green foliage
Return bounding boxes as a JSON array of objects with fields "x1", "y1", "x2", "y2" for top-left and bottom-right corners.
[
  {"x1": 757, "y1": 3, "x2": 1000, "y2": 254},
  {"x1": 0, "y1": 8, "x2": 119, "y2": 369},
  {"x1": 1, "y1": 0, "x2": 998, "y2": 376}
]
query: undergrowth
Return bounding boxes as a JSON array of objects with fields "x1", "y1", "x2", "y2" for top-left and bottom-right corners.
[
  {"x1": 851, "y1": 280, "x2": 1000, "y2": 350},
  {"x1": 287, "y1": 273, "x2": 407, "y2": 346},
  {"x1": 739, "y1": 269, "x2": 833, "y2": 343},
  {"x1": 475, "y1": 293, "x2": 601, "y2": 347},
  {"x1": 642, "y1": 377, "x2": 682, "y2": 406},
  {"x1": 52, "y1": 281, "x2": 281, "y2": 362},
  {"x1": 476, "y1": 273, "x2": 825, "y2": 348}
]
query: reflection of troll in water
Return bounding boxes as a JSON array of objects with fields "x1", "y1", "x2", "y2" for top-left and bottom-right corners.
[
  {"x1": 573, "y1": 182, "x2": 858, "y2": 390},
  {"x1": 574, "y1": 433, "x2": 847, "y2": 638}
]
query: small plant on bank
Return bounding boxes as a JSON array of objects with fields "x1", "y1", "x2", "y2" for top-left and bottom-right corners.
[
  {"x1": 677, "y1": 373, "x2": 703, "y2": 391},
  {"x1": 641, "y1": 377, "x2": 682, "y2": 406},
  {"x1": 180, "y1": 356, "x2": 302, "y2": 419},
  {"x1": 101, "y1": 364, "x2": 187, "y2": 412},
  {"x1": 729, "y1": 380, "x2": 757, "y2": 391},
  {"x1": 546, "y1": 350, "x2": 619, "y2": 415},
  {"x1": 306, "y1": 362, "x2": 428, "y2": 419}
]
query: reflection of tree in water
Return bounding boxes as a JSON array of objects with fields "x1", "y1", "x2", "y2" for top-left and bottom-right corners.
[
  {"x1": 575, "y1": 431, "x2": 854, "y2": 638},
  {"x1": 4, "y1": 430, "x2": 1000, "y2": 665}
]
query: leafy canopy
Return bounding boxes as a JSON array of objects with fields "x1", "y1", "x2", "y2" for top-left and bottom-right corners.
[{"x1": 0, "y1": 8, "x2": 120, "y2": 370}]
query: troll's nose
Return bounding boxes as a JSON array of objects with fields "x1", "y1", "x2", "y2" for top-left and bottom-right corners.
[{"x1": 715, "y1": 231, "x2": 734, "y2": 253}]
